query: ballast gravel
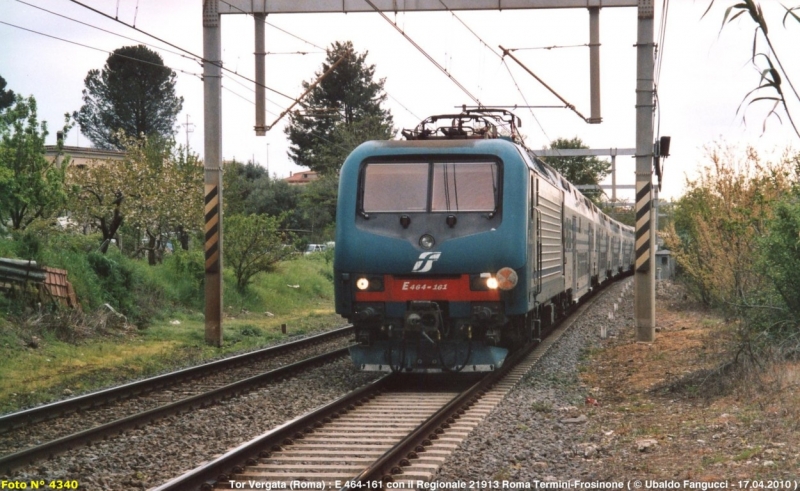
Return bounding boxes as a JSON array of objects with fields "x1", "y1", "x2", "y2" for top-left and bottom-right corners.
[
  {"x1": 4, "y1": 358, "x2": 380, "y2": 489},
  {"x1": 0, "y1": 334, "x2": 354, "y2": 457},
  {"x1": 434, "y1": 279, "x2": 634, "y2": 484}
]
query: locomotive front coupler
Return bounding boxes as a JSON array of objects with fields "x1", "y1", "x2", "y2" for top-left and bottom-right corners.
[{"x1": 404, "y1": 301, "x2": 443, "y2": 344}]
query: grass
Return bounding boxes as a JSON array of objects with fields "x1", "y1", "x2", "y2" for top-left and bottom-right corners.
[
  {"x1": 0, "y1": 254, "x2": 344, "y2": 414},
  {"x1": 530, "y1": 401, "x2": 553, "y2": 413},
  {"x1": 702, "y1": 454, "x2": 728, "y2": 467},
  {"x1": 734, "y1": 446, "x2": 763, "y2": 461}
]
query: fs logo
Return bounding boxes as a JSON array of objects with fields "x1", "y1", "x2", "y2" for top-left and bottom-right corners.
[{"x1": 412, "y1": 252, "x2": 441, "y2": 273}]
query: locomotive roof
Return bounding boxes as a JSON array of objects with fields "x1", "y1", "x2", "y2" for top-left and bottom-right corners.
[{"x1": 348, "y1": 139, "x2": 631, "y2": 234}]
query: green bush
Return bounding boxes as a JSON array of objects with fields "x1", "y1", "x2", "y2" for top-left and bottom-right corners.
[
  {"x1": 14, "y1": 229, "x2": 43, "y2": 262},
  {"x1": 752, "y1": 194, "x2": 800, "y2": 351},
  {"x1": 1, "y1": 225, "x2": 337, "y2": 332},
  {"x1": 0, "y1": 236, "x2": 16, "y2": 258},
  {"x1": 155, "y1": 248, "x2": 206, "y2": 309},
  {"x1": 664, "y1": 145, "x2": 800, "y2": 358},
  {"x1": 85, "y1": 251, "x2": 162, "y2": 327},
  {"x1": 759, "y1": 196, "x2": 800, "y2": 316}
]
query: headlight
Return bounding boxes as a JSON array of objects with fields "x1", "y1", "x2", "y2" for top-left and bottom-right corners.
[
  {"x1": 495, "y1": 267, "x2": 518, "y2": 290},
  {"x1": 355, "y1": 275, "x2": 384, "y2": 291},
  {"x1": 419, "y1": 234, "x2": 435, "y2": 249},
  {"x1": 471, "y1": 272, "x2": 497, "y2": 291}
]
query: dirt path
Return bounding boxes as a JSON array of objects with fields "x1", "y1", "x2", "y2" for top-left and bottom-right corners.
[{"x1": 580, "y1": 281, "x2": 800, "y2": 481}]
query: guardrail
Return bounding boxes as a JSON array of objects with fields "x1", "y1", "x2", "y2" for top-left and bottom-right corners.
[{"x1": 0, "y1": 258, "x2": 78, "y2": 308}]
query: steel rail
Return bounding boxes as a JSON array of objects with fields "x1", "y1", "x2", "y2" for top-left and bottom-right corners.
[
  {"x1": 151, "y1": 375, "x2": 395, "y2": 491},
  {"x1": 342, "y1": 348, "x2": 529, "y2": 486},
  {"x1": 150, "y1": 338, "x2": 540, "y2": 491},
  {"x1": 0, "y1": 346, "x2": 352, "y2": 474},
  {"x1": 150, "y1": 327, "x2": 553, "y2": 490},
  {"x1": 0, "y1": 325, "x2": 353, "y2": 432},
  {"x1": 151, "y1": 273, "x2": 628, "y2": 490},
  {"x1": 344, "y1": 278, "x2": 617, "y2": 486}
]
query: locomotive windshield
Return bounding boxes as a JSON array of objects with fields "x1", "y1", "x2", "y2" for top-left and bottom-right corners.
[{"x1": 362, "y1": 161, "x2": 498, "y2": 213}]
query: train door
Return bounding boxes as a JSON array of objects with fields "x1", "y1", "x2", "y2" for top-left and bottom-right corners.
[
  {"x1": 572, "y1": 215, "x2": 578, "y2": 295},
  {"x1": 528, "y1": 174, "x2": 534, "y2": 299},
  {"x1": 529, "y1": 174, "x2": 542, "y2": 304},
  {"x1": 534, "y1": 178, "x2": 542, "y2": 296},
  {"x1": 562, "y1": 201, "x2": 568, "y2": 289},
  {"x1": 589, "y1": 223, "x2": 595, "y2": 286}
]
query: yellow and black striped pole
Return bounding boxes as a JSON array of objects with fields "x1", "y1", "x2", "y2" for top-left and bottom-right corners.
[
  {"x1": 203, "y1": 0, "x2": 223, "y2": 347},
  {"x1": 203, "y1": 181, "x2": 223, "y2": 348},
  {"x1": 634, "y1": 181, "x2": 651, "y2": 273},
  {"x1": 634, "y1": 0, "x2": 656, "y2": 342},
  {"x1": 205, "y1": 184, "x2": 221, "y2": 274}
]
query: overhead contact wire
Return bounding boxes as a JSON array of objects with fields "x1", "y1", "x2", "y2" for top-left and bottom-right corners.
[
  {"x1": 214, "y1": 0, "x2": 421, "y2": 122},
  {"x1": 15, "y1": 0, "x2": 191, "y2": 61},
  {"x1": 0, "y1": 20, "x2": 202, "y2": 78},
  {"x1": 434, "y1": 0, "x2": 555, "y2": 147},
  {"x1": 67, "y1": 0, "x2": 303, "y2": 105},
  {"x1": 14, "y1": 0, "x2": 287, "y2": 113},
  {"x1": 362, "y1": 0, "x2": 482, "y2": 107}
]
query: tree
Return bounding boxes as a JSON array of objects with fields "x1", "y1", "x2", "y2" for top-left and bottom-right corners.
[
  {"x1": 0, "y1": 96, "x2": 70, "y2": 231},
  {"x1": 126, "y1": 137, "x2": 203, "y2": 262},
  {"x1": 223, "y1": 159, "x2": 269, "y2": 216},
  {"x1": 299, "y1": 175, "x2": 339, "y2": 242},
  {"x1": 285, "y1": 41, "x2": 394, "y2": 176},
  {"x1": 243, "y1": 177, "x2": 308, "y2": 233},
  {"x1": 0, "y1": 75, "x2": 14, "y2": 112},
  {"x1": 67, "y1": 133, "x2": 202, "y2": 260},
  {"x1": 663, "y1": 143, "x2": 795, "y2": 307},
  {"x1": 662, "y1": 143, "x2": 800, "y2": 357},
  {"x1": 543, "y1": 137, "x2": 611, "y2": 204},
  {"x1": 74, "y1": 45, "x2": 183, "y2": 150},
  {"x1": 223, "y1": 160, "x2": 307, "y2": 234},
  {"x1": 223, "y1": 213, "x2": 295, "y2": 293}
]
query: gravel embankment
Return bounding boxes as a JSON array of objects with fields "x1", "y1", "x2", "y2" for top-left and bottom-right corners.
[
  {"x1": 434, "y1": 279, "x2": 634, "y2": 483},
  {"x1": 0, "y1": 334, "x2": 354, "y2": 457},
  {"x1": 5, "y1": 358, "x2": 381, "y2": 489}
]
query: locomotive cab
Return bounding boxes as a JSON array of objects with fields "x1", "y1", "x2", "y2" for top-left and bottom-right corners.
[
  {"x1": 335, "y1": 110, "x2": 531, "y2": 373},
  {"x1": 340, "y1": 156, "x2": 516, "y2": 372}
]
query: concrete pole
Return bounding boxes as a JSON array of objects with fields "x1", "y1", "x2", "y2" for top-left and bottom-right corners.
[
  {"x1": 634, "y1": 0, "x2": 656, "y2": 342},
  {"x1": 203, "y1": 0, "x2": 224, "y2": 347},
  {"x1": 588, "y1": 7, "x2": 602, "y2": 124},
  {"x1": 254, "y1": 13, "x2": 266, "y2": 136}
]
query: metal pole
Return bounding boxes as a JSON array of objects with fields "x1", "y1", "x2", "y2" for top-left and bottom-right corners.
[
  {"x1": 588, "y1": 7, "x2": 602, "y2": 124},
  {"x1": 634, "y1": 0, "x2": 655, "y2": 342},
  {"x1": 203, "y1": 0, "x2": 224, "y2": 347},
  {"x1": 254, "y1": 13, "x2": 266, "y2": 136}
]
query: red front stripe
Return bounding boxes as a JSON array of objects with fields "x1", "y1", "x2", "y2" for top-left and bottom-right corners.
[{"x1": 355, "y1": 275, "x2": 500, "y2": 302}]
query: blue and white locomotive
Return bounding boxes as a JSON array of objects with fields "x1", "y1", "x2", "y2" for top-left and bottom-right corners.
[{"x1": 334, "y1": 109, "x2": 634, "y2": 373}]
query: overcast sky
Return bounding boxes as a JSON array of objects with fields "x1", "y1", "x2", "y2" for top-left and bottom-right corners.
[{"x1": 1, "y1": 0, "x2": 798, "y2": 202}]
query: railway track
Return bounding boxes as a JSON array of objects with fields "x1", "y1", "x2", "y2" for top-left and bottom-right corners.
[
  {"x1": 153, "y1": 280, "x2": 625, "y2": 490},
  {"x1": 0, "y1": 326, "x2": 355, "y2": 473}
]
